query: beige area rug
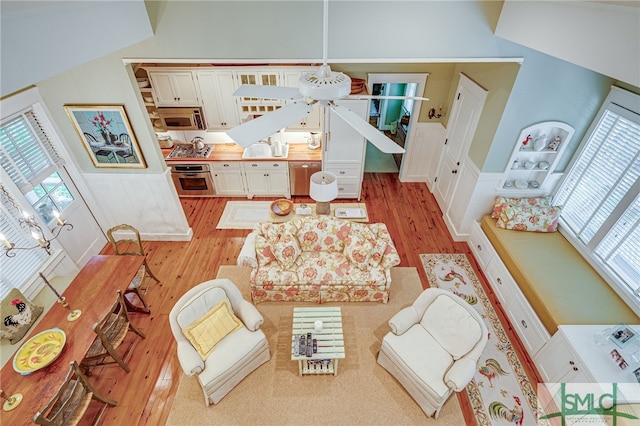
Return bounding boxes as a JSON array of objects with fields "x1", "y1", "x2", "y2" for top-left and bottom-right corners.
[
  {"x1": 167, "y1": 266, "x2": 466, "y2": 426},
  {"x1": 420, "y1": 254, "x2": 538, "y2": 426},
  {"x1": 216, "y1": 201, "x2": 271, "y2": 229}
]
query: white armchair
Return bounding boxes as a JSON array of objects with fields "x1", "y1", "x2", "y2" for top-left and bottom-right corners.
[
  {"x1": 377, "y1": 288, "x2": 488, "y2": 418},
  {"x1": 169, "y1": 279, "x2": 270, "y2": 405}
]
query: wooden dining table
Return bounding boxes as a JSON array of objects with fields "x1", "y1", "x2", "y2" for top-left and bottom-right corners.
[{"x1": 0, "y1": 255, "x2": 145, "y2": 425}]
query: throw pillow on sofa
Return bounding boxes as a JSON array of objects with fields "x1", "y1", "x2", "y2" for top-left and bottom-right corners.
[
  {"x1": 272, "y1": 233, "x2": 301, "y2": 269},
  {"x1": 344, "y1": 233, "x2": 374, "y2": 271},
  {"x1": 295, "y1": 216, "x2": 351, "y2": 253}
]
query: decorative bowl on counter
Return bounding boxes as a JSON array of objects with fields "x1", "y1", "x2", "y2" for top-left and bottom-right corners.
[{"x1": 270, "y1": 199, "x2": 293, "y2": 216}]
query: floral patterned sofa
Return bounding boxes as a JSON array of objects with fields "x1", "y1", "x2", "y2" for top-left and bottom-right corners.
[{"x1": 237, "y1": 215, "x2": 401, "y2": 303}]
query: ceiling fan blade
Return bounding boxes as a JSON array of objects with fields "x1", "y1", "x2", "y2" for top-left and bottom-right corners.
[
  {"x1": 330, "y1": 104, "x2": 405, "y2": 154},
  {"x1": 347, "y1": 94, "x2": 430, "y2": 101},
  {"x1": 226, "y1": 102, "x2": 313, "y2": 147},
  {"x1": 233, "y1": 84, "x2": 303, "y2": 101}
]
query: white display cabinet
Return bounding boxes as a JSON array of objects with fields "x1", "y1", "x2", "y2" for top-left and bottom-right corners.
[{"x1": 499, "y1": 121, "x2": 574, "y2": 196}]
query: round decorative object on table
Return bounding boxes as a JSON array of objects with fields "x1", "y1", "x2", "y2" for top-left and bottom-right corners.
[
  {"x1": 270, "y1": 199, "x2": 293, "y2": 216},
  {"x1": 13, "y1": 328, "x2": 66, "y2": 375},
  {"x1": 514, "y1": 179, "x2": 528, "y2": 190}
]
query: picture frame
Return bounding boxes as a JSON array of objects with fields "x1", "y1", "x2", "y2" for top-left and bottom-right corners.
[
  {"x1": 610, "y1": 323, "x2": 636, "y2": 349},
  {"x1": 610, "y1": 349, "x2": 628, "y2": 370},
  {"x1": 65, "y1": 105, "x2": 146, "y2": 168},
  {"x1": 634, "y1": 367, "x2": 640, "y2": 383}
]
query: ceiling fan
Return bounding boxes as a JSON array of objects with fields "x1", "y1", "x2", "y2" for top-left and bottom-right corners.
[{"x1": 225, "y1": 0, "x2": 429, "y2": 154}]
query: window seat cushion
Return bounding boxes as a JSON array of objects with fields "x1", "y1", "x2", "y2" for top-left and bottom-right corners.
[{"x1": 481, "y1": 215, "x2": 638, "y2": 334}]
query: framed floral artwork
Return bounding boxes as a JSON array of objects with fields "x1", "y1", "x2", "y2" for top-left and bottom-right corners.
[{"x1": 65, "y1": 105, "x2": 146, "y2": 168}]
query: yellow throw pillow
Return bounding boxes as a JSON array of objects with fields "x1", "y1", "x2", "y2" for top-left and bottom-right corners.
[{"x1": 183, "y1": 300, "x2": 243, "y2": 360}]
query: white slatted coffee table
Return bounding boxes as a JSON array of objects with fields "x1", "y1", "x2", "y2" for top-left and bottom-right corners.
[{"x1": 291, "y1": 307, "x2": 344, "y2": 376}]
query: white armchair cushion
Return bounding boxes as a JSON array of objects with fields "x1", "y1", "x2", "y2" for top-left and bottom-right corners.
[
  {"x1": 381, "y1": 324, "x2": 453, "y2": 398},
  {"x1": 182, "y1": 300, "x2": 243, "y2": 360},
  {"x1": 421, "y1": 295, "x2": 482, "y2": 359},
  {"x1": 176, "y1": 287, "x2": 229, "y2": 329}
]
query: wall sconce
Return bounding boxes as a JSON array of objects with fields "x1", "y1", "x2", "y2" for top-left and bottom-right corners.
[
  {"x1": 0, "y1": 208, "x2": 73, "y2": 257},
  {"x1": 428, "y1": 107, "x2": 443, "y2": 119}
]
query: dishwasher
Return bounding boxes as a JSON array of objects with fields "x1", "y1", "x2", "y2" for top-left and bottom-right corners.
[{"x1": 289, "y1": 162, "x2": 322, "y2": 196}]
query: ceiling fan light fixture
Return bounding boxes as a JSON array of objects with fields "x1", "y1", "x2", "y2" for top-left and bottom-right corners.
[{"x1": 299, "y1": 65, "x2": 351, "y2": 100}]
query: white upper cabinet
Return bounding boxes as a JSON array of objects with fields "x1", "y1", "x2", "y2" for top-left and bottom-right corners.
[
  {"x1": 195, "y1": 70, "x2": 241, "y2": 130},
  {"x1": 499, "y1": 121, "x2": 574, "y2": 195},
  {"x1": 282, "y1": 69, "x2": 321, "y2": 131},
  {"x1": 148, "y1": 71, "x2": 200, "y2": 106}
]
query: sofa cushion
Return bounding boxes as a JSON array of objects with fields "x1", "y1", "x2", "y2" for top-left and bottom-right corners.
[
  {"x1": 496, "y1": 204, "x2": 561, "y2": 233},
  {"x1": 255, "y1": 235, "x2": 276, "y2": 266},
  {"x1": 344, "y1": 232, "x2": 374, "y2": 271},
  {"x1": 272, "y1": 233, "x2": 301, "y2": 269},
  {"x1": 295, "y1": 216, "x2": 351, "y2": 253},
  {"x1": 421, "y1": 295, "x2": 482, "y2": 359},
  {"x1": 182, "y1": 299, "x2": 243, "y2": 360}
]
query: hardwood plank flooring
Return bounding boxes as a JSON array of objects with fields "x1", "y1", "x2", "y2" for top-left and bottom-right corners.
[{"x1": 86, "y1": 173, "x2": 542, "y2": 425}]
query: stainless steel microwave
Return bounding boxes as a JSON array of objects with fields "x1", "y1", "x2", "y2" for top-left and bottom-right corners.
[{"x1": 157, "y1": 107, "x2": 205, "y2": 130}]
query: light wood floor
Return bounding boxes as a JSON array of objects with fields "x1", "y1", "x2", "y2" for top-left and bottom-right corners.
[{"x1": 90, "y1": 172, "x2": 542, "y2": 425}]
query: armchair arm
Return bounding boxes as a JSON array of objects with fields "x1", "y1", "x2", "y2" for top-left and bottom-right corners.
[
  {"x1": 237, "y1": 231, "x2": 258, "y2": 268},
  {"x1": 234, "y1": 299, "x2": 264, "y2": 331},
  {"x1": 388, "y1": 306, "x2": 420, "y2": 335},
  {"x1": 176, "y1": 341, "x2": 204, "y2": 376},
  {"x1": 444, "y1": 357, "x2": 477, "y2": 392}
]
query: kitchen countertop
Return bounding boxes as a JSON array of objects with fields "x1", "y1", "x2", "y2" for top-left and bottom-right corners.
[{"x1": 163, "y1": 143, "x2": 322, "y2": 162}]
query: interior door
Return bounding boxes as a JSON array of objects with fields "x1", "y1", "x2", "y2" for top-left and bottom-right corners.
[{"x1": 433, "y1": 74, "x2": 488, "y2": 210}]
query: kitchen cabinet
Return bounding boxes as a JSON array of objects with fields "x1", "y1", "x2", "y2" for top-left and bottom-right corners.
[
  {"x1": 196, "y1": 70, "x2": 241, "y2": 130},
  {"x1": 148, "y1": 71, "x2": 200, "y2": 106},
  {"x1": 235, "y1": 70, "x2": 283, "y2": 117},
  {"x1": 243, "y1": 161, "x2": 289, "y2": 198},
  {"x1": 282, "y1": 70, "x2": 322, "y2": 131},
  {"x1": 211, "y1": 162, "x2": 245, "y2": 196},
  {"x1": 499, "y1": 121, "x2": 574, "y2": 195},
  {"x1": 324, "y1": 99, "x2": 368, "y2": 200}
]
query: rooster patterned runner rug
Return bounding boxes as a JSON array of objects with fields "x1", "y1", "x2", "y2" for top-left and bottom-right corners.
[{"x1": 420, "y1": 253, "x2": 538, "y2": 426}]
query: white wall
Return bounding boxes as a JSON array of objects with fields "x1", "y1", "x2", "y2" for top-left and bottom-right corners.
[
  {"x1": 496, "y1": 0, "x2": 640, "y2": 87},
  {"x1": 0, "y1": 0, "x2": 153, "y2": 97}
]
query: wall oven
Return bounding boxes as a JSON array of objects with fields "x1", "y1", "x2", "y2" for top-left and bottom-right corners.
[
  {"x1": 158, "y1": 107, "x2": 205, "y2": 130},
  {"x1": 170, "y1": 163, "x2": 216, "y2": 197}
]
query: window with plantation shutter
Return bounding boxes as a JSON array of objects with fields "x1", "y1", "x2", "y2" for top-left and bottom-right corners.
[
  {"x1": 0, "y1": 107, "x2": 70, "y2": 298},
  {"x1": 555, "y1": 86, "x2": 640, "y2": 307}
]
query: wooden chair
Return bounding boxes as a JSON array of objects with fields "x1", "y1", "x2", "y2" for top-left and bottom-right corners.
[
  {"x1": 80, "y1": 290, "x2": 145, "y2": 375},
  {"x1": 106, "y1": 224, "x2": 160, "y2": 314},
  {"x1": 33, "y1": 361, "x2": 117, "y2": 426}
]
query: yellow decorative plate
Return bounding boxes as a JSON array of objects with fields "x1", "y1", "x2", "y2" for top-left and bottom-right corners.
[{"x1": 13, "y1": 328, "x2": 66, "y2": 375}]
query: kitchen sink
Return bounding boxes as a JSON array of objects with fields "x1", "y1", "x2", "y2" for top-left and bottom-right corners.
[{"x1": 242, "y1": 143, "x2": 289, "y2": 159}]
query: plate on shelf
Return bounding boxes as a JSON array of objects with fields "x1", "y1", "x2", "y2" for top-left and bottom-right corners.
[
  {"x1": 13, "y1": 328, "x2": 66, "y2": 375},
  {"x1": 538, "y1": 161, "x2": 550, "y2": 170},
  {"x1": 503, "y1": 180, "x2": 513, "y2": 188},
  {"x1": 523, "y1": 160, "x2": 536, "y2": 170},
  {"x1": 529, "y1": 181, "x2": 540, "y2": 189},
  {"x1": 514, "y1": 179, "x2": 528, "y2": 190}
]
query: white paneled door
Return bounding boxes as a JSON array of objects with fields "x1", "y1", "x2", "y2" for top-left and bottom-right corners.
[{"x1": 433, "y1": 73, "x2": 487, "y2": 212}]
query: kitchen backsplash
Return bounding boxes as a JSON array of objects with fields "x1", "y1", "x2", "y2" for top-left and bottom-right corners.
[{"x1": 160, "y1": 130, "x2": 314, "y2": 145}]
